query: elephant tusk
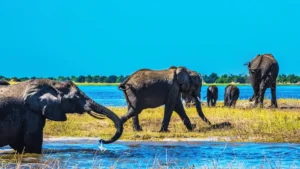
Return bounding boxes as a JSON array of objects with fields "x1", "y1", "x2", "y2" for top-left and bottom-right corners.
[
  {"x1": 87, "y1": 111, "x2": 106, "y2": 119},
  {"x1": 197, "y1": 97, "x2": 201, "y2": 102}
]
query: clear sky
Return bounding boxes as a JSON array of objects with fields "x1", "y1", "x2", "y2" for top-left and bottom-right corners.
[{"x1": 0, "y1": 0, "x2": 299, "y2": 77}]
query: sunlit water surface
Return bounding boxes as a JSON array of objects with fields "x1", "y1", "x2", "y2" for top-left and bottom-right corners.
[{"x1": 1, "y1": 140, "x2": 299, "y2": 168}]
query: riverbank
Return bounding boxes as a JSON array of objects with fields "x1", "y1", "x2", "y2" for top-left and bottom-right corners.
[
  {"x1": 7, "y1": 81, "x2": 300, "y2": 86},
  {"x1": 75, "y1": 83, "x2": 300, "y2": 86},
  {"x1": 44, "y1": 99, "x2": 300, "y2": 143}
]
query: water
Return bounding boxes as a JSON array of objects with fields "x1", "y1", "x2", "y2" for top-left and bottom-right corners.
[
  {"x1": 80, "y1": 85, "x2": 300, "y2": 107},
  {"x1": 1, "y1": 140, "x2": 299, "y2": 168}
]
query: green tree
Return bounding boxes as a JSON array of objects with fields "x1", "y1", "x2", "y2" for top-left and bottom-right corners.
[
  {"x1": 107, "y1": 75, "x2": 117, "y2": 83},
  {"x1": 92, "y1": 75, "x2": 101, "y2": 83},
  {"x1": 116, "y1": 75, "x2": 126, "y2": 83},
  {"x1": 71, "y1": 76, "x2": 77, "y2": 82},
  {"x1": 85, "y1": 75, "x2": 93, "y2": 83},
  {"x1": 76, "y1": 76, "x2": 85, "y2": 83},
  {"x1": 100, "y1": 76, "x2": 108, "y2": 83}
]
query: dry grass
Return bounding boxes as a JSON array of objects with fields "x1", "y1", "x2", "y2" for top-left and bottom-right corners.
[{"x1": 44, "y1": 99, "x2": 300, "y2": 143}]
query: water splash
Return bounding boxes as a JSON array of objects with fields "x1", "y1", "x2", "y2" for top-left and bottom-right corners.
[{"x1": 98, "y1": 140, "x2": 107, "y2": 152}]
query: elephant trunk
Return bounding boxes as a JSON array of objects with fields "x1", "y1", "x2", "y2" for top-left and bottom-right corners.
[
  {"x1": 194, "y1": 96, "x2": 212, "y2": 125},
  {"x1": 88, "y1": 100, "x2": 123, "y2": 144}
]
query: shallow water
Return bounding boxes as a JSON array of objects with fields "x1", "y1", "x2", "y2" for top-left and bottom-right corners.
[
  {"x1": 80, "y1": 85, "x2": 300, "y2": 106},
  {"x1": 1, "y1": 140, "x2": 299, "y2": 168}
]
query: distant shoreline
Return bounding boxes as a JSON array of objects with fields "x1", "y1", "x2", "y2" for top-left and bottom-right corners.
[
  {"x1": 74, "y1": 83, "x2": 300, "y2": 87},
  {"x1": 8, "y1": 82, "x2": 300, "y2": 86}
]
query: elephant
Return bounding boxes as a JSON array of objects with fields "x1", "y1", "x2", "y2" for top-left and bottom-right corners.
[
  {"x1": 224, "y1": 84, "x2": 239, "y2": 107},
  {"x1": 118, "y1": 66, "x2": 216, "y2": 132},
  {"x1": 0, "y1": 79, "x2": 123, "y2": 154},
  {"x1": 0, "y1": 80, "x2": 10, "y2": 86},
  {"x1": 182, "y1": 93, "x2": 195, "y2": 108},
  {"x1": 206, "y1": 85, "x2": 218, "y2": 107},
  {"x1": 246, "y1": 54, "x2": 279, "y2": 108}
]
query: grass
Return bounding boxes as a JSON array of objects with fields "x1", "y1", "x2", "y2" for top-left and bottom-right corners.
[
  {"x1": 2, "y1": 153, "x2": 294, "y2": 169},
  {"x1": 44, "y1": 99, "x2": 300, "y2": 143}
]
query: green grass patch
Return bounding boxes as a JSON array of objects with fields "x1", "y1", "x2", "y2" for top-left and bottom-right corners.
[{"x1": 44, "y1": 99, "x2": 300, "y2": 143}]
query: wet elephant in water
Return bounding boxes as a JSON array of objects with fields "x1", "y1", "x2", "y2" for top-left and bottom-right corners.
[
  {"x1": 224, "y1": 84, "x2": 239, "y2": 108},
  {"x1": 246, "y1": 54, "x2": 279, "y2": 108},
  {"x1": 0, "y1": 79, "x2": 123, "y2": 153},
  {"x1": 119, "y1": 67, "x2": 229, "y2": 132}
]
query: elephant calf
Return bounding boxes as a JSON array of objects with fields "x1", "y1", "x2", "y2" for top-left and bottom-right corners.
[
  {"x1": 207, "y1": 85, "x2": 218, "y2": 107},
  {"x1": 224, "y1": 84, "x2": 239, "y2": 108},
  {"x1": 0, "y1": 79, "x2": 123, "y2": 153}
]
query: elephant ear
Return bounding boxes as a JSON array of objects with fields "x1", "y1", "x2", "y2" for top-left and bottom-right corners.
[
  {"x1": 189, "y1": 71, "x2": 202, "y2": 97},
  {"x1": 176, "y1": 67, "x2": 190, "y2": 92},
  {"x1": 23, "y1": 81, "x2": 67, "y2": 121}
]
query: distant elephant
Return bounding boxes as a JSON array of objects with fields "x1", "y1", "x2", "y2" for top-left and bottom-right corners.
[
  {"x1": 206, "y1": 85, "x2": 218, "y2": 107},
  {"x1": 182, "y1": 93, "x2": 195, "y2": 108},
  {"x1": 0, "y1": 79, "x2": 123, "y2": 154},
  {"x1": 224, "y1": 85, "x2": 239, "y2": 107},
  {"x1": 246, "y1": 54, "x2": 279, "y2": 108},
  {"x1": 118, "y1": 67, "x2": 215, "y2": 132},
  {"x1": 0, "y1": 80, "x2": 9, "y2": 86}
]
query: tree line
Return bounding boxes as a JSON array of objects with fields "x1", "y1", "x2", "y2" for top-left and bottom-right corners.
[{"x1": 0, "y1": 73, "x2": 299, "y2": 84}]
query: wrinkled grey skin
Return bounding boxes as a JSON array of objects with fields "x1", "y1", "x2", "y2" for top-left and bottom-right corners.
[
  {"x1": 118, "y1": 67, "x2": 212, "y2": 132},
  {"x1": 207, "y1": 85, "x2": 218, "y2": 107},
  {"x1": 0, "y1": 79, "x2": 123, "y2": 154},
  {"x1": 224, "y1": 85, "x2": 239, "y2": 108},
  {"x1": 246, "y1": 54, "x2": 279, "y2": 108},
  {"x1": 182, "y1": 93, "x2": 195, "y2": 108},
  {"x1": 0, "y1": 80, "x2": 10, "y2": 86}
]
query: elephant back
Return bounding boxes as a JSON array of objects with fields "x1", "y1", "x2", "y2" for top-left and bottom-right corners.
[
  {"x1": 119, "y1": 69, "x2": 175, "y2": 90},
  {"x1": 249, "y1": 54, "x2": 277, "y2": 70}
]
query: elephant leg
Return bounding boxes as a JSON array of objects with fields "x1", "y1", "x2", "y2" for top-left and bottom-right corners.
[
  {"x1": 249, "y1": 94, "x2": 255, "y2": 102},
  {"x1": 271, "y1": 82, "x2": 278, "y2": 108},
  {"x1": 23, "y1": 112, "x2": 46, "y2": 154},
  {"x1": 174, "y1": 99, "x2": 194, "y2": 131},
  {"x1": 258, "y1": 81, "x2": 267, "y2": 108},
  {"x1": 207, "y1": 98, "x2": 209, "y2": 107},
  {"x1": 9, "y1": 138, "x2": 25, "y2": 153},
  {"x1": 224, "y1": 95, "x2": 228, "y2": 107},
  {"x1": 253, "y1": 95, "x2": 259, "y2": 107},
  {"x1": 132, "y1": 114, "x2": 142, "y2": 131},
  {"x1": 212, "y1": 99, "x2": 216, "y2": 107},
  {"x1": 160, "y1": 100, "x2": 176, "y2": 132},
  {"x1": 120, "y1": 105, "x2": 141, "y2": 125},
  {"x1": 230, "y1": 98, "x2": 237, "y2": 108},
  {"x1": 24, "y1": 130, "x2": 43, "y2": 153}
]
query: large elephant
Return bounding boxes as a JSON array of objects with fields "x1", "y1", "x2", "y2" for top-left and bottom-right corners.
[
  {"x1": 206, "y1": 85, "x2": 218, "y2": 107},
  {"x1": 224, "y1": 84, "x2": 239, "y2": 107},
  {"x1": 118, "y1": 67, "x2": 214, "y2": 132},
  {"x1": 246, "y1": 54, "x2": 279, "y2": 108},
  {"x1": 0, "y1": 79, "x2": 123, "y2": 153},
  {"x1": 0, "y1": 80, "x2": 10, "y2": 86}
]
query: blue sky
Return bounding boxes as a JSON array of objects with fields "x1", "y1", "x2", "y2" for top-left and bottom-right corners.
[{"x1": 0, "y1": 0, "x2": 299, "y2": 77}]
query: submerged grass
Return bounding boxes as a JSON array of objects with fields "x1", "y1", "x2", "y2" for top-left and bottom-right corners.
[{"x1": 44, "y1": 99, "x2": 300, "y2": 143}]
